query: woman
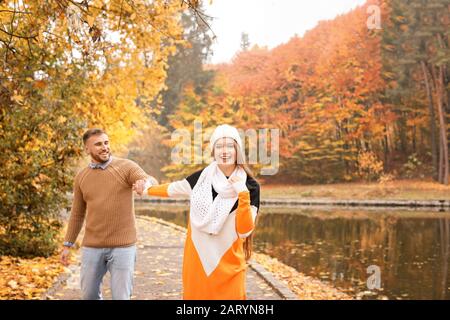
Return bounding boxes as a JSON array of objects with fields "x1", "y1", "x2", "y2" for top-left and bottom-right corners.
[{"x1": 134, "y1": 124, "x2": 260, "y2": 300}]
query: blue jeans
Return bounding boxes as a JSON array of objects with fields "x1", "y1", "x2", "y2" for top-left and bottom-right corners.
[{"x1": 80, "y1": 245, "x2": 136, "y2": 300}]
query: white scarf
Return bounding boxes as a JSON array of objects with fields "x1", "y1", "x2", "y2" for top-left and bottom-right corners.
[{"x1": 190, "y1": 161, "x2": 247, "y2": 235}]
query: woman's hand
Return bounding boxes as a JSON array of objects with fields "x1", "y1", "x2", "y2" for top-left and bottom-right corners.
[{"x1": 228, "y1": 176, "x2": 248, "y2": 193}]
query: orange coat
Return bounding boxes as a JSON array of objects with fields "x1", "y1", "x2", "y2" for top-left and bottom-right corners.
[{"x1": 147, "y1": 169, "x2": 260, "y2": 300}]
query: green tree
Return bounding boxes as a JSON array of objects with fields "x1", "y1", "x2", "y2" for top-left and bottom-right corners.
[
  {"x1": 240, "y1": 32, "x2": 250, "y2": 51},
  {"x1": 155, "y1": 3, "x2": 214, "y2": 128},
  {"x1": 382, "y1": 0, "x2": 450, "y2": 184}
]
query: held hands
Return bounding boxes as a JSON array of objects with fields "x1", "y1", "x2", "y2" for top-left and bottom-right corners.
[
  {"x1": 133, "y1": 179, "x2": 147, "y2": 196},
  {"x1": 228, "y1": 176, "x2": 248, "y2": 194},
  {"x1": 133, "y1": 176, "x2": 158, "y2": 196}
]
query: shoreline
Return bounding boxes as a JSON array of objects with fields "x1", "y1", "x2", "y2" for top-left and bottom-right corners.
[{"x1": 135, "y1": 197, "x2": 450, "y2": 210}]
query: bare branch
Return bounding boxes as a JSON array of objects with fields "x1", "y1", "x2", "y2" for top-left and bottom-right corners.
[
  {"x1": 0, "y1": 9, "x2": 32, "y2": 14},
  {"x1": 180, "y1": 0, "x2": 215, "y2": 39},
  {"x1": 0, "y1": 27, "x2": 38, "y2": 40},
  {"x1": 118, "y1": 0, "x2": 125, "y2": 30}
]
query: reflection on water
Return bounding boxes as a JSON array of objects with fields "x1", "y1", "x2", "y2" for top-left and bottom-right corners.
[{"x1": 136, "y1": 204, "x2": 450, "y2": 300}]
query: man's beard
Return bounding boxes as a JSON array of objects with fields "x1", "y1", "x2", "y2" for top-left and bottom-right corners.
[{"x1": 90, "y1": 152, "x2": 110, "y2": 163}]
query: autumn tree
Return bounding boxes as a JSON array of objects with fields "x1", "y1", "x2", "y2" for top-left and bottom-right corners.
[
  {"x1": 212, "y1": 1, "x2": 392, "y2": 183},
  {"x1": 0, "y1": 0, "x2": 200, "y2": 256},
  {"x1": 155, "y1": 0, "x2": 447, "y2": 185}
]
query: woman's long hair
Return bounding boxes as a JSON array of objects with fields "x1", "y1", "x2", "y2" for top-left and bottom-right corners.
[{"x1": 212, "y1": 139, "x2": 257, "y2": 261}]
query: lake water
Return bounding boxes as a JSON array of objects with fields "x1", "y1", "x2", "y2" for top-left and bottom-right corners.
[{"x1": 136, "y1": 203, "x2": 450, "y2": 300}]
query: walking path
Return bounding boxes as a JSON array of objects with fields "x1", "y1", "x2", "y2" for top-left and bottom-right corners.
[{"x1": 44, "y1": 216, "x2": 296, "y2": 300}]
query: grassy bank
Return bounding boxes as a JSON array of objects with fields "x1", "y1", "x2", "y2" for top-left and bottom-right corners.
[{"x1": 261, "y1": 179, "x2": 450, "y2": 201}]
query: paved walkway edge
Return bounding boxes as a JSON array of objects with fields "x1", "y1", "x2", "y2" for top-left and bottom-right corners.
[
  {"x1": 41, "y1": 264, "x2": 78, "y2": 300},
  {"x1": 247, "y1": 260, "x2": 298, "y2": 300}
]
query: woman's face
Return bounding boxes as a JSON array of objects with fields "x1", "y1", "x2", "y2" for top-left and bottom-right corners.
[{"x1": 213, "y1": 137, "x2": 236, "y2": 165}]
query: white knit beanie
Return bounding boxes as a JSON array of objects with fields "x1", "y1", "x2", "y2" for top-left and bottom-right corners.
[{"x1": 209, "y1": 124, "x2": 243, "y2": 151}]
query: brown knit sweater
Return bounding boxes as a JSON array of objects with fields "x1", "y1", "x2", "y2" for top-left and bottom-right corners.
[{"x1": 64, "y1": 157, "x2": 149, "y2": 248}]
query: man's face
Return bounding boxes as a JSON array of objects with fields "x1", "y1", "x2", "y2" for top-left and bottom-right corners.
[
  {"x1": 213, "y1": 137, "x2": 236, "y2": 165},
  {"x1": 85, "y1": 133, "x2": 110, "y2": 163}
]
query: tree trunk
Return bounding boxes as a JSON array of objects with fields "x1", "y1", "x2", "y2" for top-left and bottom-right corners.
[
  {"x1": 397, "y1": 113, "x2": 408, "y2": 155},
  {"x1": 383, "y1": 124, "x2": 389, "y2": 171},
  {"x1": 421, "y1": 61, "x2": 439, "y2": 180},
  {"x1": 435, "y1": 65, "x2": 449, "y2": 185},
  {"x1": 445, "y1": 67, "x2": 450, "y2": 172},
  {"x1": 440, "y1": 135, "x2": 445, "y2": 183}
]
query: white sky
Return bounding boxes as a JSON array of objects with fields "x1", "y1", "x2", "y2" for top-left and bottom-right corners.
[{"x1": 203, "y1": 0, "x2": 367, "y2": 64}]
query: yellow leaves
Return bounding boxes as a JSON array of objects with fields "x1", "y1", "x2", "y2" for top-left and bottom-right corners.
[
  {"x1": 28, "y1": 170, "x2": 51, "y2": 190},
  {"x1": 400, "y1": 24, "x2": 409, "y2": 32},
  {"x1": 31, "y1": 179, "x2": 41, "y2": 191},
  {"x1": 357, "y1": 151, "x2": 384, "y2": 182},
  {"x1": 57, "y1": 116, "x2": 67, "y2": 124},
  {"x1": 105, "y1": 85, "x2": 118, "y2": 97},
  {"x1": 84, "y1": 4, "x2": 102, "y2": 28},
  {"x1": 11, "y1": 94, "x2": 24, "y2": 105},
  {"x1": 252, "y1": 253, "x2": 353, "y2": 300},
  {"x1": 7, "y1": 280, "x2": 19, "y2": 289},
  {"x1": 395, "y1": 15, "x2": 407, "y2": 24},
  {"x1": 35, "y1": 173, "x2": 51, "y2": 185},
  {"x1": 32, "y1": 80, "x2": 47, "y2": 89},
  {"x1": 85, "y1": 14, "x2": 96, "y2": 28},
  {"x1": 0, "y1": 255, "x2": 65, "y2": 300},
  {"x1": 155, "y1": 269, "x2": 173, "y2": 277},
  {"x1": 0, "y1": 10, "x2": 11, "y2": 25}
]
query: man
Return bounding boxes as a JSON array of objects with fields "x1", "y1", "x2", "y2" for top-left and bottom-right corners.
[{"x1": 61, "y1": 128, "x2": 157, "y2": 300}]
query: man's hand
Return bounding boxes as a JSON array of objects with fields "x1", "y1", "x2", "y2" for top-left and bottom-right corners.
[
  {"x1": 133, "y1": 179, "x2": 147, "y2": 196},
  {"x1": 60, "y1": 247, "x2": 71, "y2": 266}
]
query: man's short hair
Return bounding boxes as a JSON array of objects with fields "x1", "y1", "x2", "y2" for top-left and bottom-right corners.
[{"x1": 83, "y1": 128, "x2": 106, "y2": 145}]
